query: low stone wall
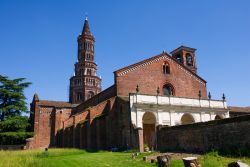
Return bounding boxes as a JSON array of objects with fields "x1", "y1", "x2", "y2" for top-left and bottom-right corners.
[{"x1": 157, "y1": 115, "x2": 250, "y2": 153}]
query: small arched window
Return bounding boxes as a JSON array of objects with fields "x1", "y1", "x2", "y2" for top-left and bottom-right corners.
[
  {"x1": 163, "y1": 62, "x2": 170, "y2": 74},
  {"x1": 186, "y1": 53, "x2": 193, "y2": 66},
  {"x1": 79, "y1": 69, "x2": 83, "y2": 75},
  {"x1": 84, "y1": 42, "x2": 87, "y2": 50},
  {"x1": 87, "y1": 91, "x2": 94, "y2": 99},
  {"x1": 87, "y1": 42, "x2": 89, "y2": 50},
  {"x1": 176, "y1": 54, "x2": 183, "y2": 63},
  {"x1": 77, "y1": 92, "x2": 82, "y2": 101},
  {"x1": 87, "y1": 69, "x2": 91, "y2": 75},
  {"x1": 163, "y1": 84, "x2": 174, "y2": 96}
]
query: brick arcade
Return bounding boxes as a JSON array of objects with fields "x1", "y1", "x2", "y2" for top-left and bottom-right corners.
[{"x1": 26, "y1": 18, "x2": 244, "y2": 151}]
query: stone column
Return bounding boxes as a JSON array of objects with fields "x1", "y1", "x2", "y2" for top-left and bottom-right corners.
[
  {"x1": 136, "y1": 109, "x2": 143, "y2": 128},
  {"x1": 157, "y1": 109, "x2": 163, "y2": 125},
  {"x1": 169, "y1": 110, "x2": 175, "y2": 126},
  {"x1": 210, "y1": 112, "x2": 214, "y2": 121},
  {"x1": 200, "y1": 112, "x2": 205, "y2": 122},
  {"x1": 137, "y1": 128, "x2": 144, "y2": 152}
]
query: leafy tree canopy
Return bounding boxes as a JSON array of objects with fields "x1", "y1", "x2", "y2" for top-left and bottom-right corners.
[
  {"x1": 0, "y1": 75, "x2": 31, "y2": 132},
  {"x1": 0, "y1": 115, "x2": 30, "y2": 132}
]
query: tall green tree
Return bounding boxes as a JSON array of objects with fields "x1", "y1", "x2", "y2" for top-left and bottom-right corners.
[{"x1": 0, "y1": 75, "x2": 31, "y2": 132}]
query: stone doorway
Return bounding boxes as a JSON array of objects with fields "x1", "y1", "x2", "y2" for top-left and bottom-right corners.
[
  {"x1": 215, "y1": 115, "x2": 223, "y2": 120},
  {"x1": 181, "y1": 113, "x2": 195, "y2": 125},
  {"x1": 142, "y1": 112, "x2": 156, "y2": 150}
]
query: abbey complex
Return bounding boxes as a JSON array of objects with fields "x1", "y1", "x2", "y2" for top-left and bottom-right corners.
[{"x1": 26, "y1": 18, "x2": 250, "y2": 152}]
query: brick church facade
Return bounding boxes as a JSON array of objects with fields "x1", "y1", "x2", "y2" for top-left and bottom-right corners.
[{"x1": 27, "y1": 18, "x2": 231, "y2": 151}]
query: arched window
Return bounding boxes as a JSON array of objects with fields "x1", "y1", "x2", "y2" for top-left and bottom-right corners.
[
  {"x1": 176, "y1": 54, "x2": 183, "y2": 63},
  {"x1": 163, "y1": 84, "x2": 174, "y2": 96},
  {"x1": 162, "y1": 62, "x2": 170, "y2": 74},
  {"x1": 186, "y1": 53, "x2": 193, "y2": 66},
  {"x1": 79, "y1": 69, "x2": 84, "y2": 75},
  {"x1": 87, "y1": 69, "x2": 91, "y2": 75},
  {"x1": 77, "y1": 92, "x2": 82, "y2": 101},
  {"x1": 87, "y1": 91, "x2": 94, "y2": 99},
  {"x1": 83, "y1": 43, "x2": 85, "y2": 50},
  {"x1": 86, "y1": 78, "x2": 89, "y2": 85},
  {"x1": 91, "y1": 44, "x2": 94, "y2": 51}
]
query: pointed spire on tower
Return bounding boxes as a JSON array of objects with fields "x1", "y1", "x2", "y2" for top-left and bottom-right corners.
[{"x1": 82, "y1": 16, "x2": 91, "y2": 35}]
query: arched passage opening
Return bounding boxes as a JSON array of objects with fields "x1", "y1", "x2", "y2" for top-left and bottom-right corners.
[
  {"x1": 142, "y1": 112, "x2": 156, "y2": 150},
  {"x1": 181, "y1": 113, "x2": 195, "y2": 125},
  {"x1": 215, "y1": 115, "x2": 223, "y2": 120}
]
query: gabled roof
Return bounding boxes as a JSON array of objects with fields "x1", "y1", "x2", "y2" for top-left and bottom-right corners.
[
  {"x1": 114, "y1": 52, "x2": 206, "y2": 84},
  {"x1": 37, "y1": 100, "x2": 77, "y2": 108},
  {"x1": 170, "y1": 45, "x2": 196, "y2": 55}
]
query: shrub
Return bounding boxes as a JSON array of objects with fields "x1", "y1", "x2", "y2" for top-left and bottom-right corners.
[{"x1": 0, "y1": 131, "x2": 33, "y2": 145}]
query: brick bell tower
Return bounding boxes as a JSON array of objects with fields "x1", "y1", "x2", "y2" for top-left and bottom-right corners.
[
  {"x1": 170, "y1": 46, "x2": 197, "y2": 73},
  {"x1": 69, "y1": 17, "x2": 102, "y2": 103}
]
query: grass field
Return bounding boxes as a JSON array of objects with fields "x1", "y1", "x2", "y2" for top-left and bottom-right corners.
[{"x1": 0, "y1": 149, "x2": 249, "y2": 167}]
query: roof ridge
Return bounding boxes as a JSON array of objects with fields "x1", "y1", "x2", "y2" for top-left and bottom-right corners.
[
  {"x1": 114, "y1": 52, "x2": 206, "y2": 84},
  {"x1": 39, "y1": 100, "x2": 71, "y2": 104},
  {"x1": 114, "y1": 53, "x2": 166, "y2": 74}
]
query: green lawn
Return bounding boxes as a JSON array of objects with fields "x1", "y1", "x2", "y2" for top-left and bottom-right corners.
[
  {"x1": 171, "y1": 152, "x2": 250, "y2": 167},
  {"x1": 0, "y1": 149, "x2": 154, "y2": 167},
  {"x1": 0, "y1": 149, "x2": 249, "y2": 167}
]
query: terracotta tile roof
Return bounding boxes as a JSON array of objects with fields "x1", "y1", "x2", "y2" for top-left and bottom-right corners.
[
  {"x1": 229, "y1": 106, "x2": 250, "y2": 113},
  {"x1": 114, "y1": 52, "x2": 206, "y2": 83},
  {"x1": 38, "y1": 100, "x2": 76, "y2": 108}
]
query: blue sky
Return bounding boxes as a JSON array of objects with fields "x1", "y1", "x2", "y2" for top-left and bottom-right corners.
[{"x1": 0, "y1": 0, "x2": 249, "y2": 107}]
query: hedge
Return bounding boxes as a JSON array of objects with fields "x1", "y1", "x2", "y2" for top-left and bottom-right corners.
[{"x1": 0, "y1": 132, "x2": 33, "y2": 145}]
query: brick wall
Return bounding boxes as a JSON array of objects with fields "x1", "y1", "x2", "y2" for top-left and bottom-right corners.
[
  {"x1": 115, "y1": 55, "x2": 207, "y2": 99},
  {"x1": 157, "y1": 115, "x2": 250, "y2": 153},
  {"x1": 54, "y1": 96, "x2": 141, "y2": 150},
  {"x1": 74, "y1": 85, "x2": 116, "y2": 113},
  {"x1": 27, "y1": 102, "x2": 72, "y2": 149},
  {"x1": 57, "y1": 97, "x2": 117, "y2": 150}
]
